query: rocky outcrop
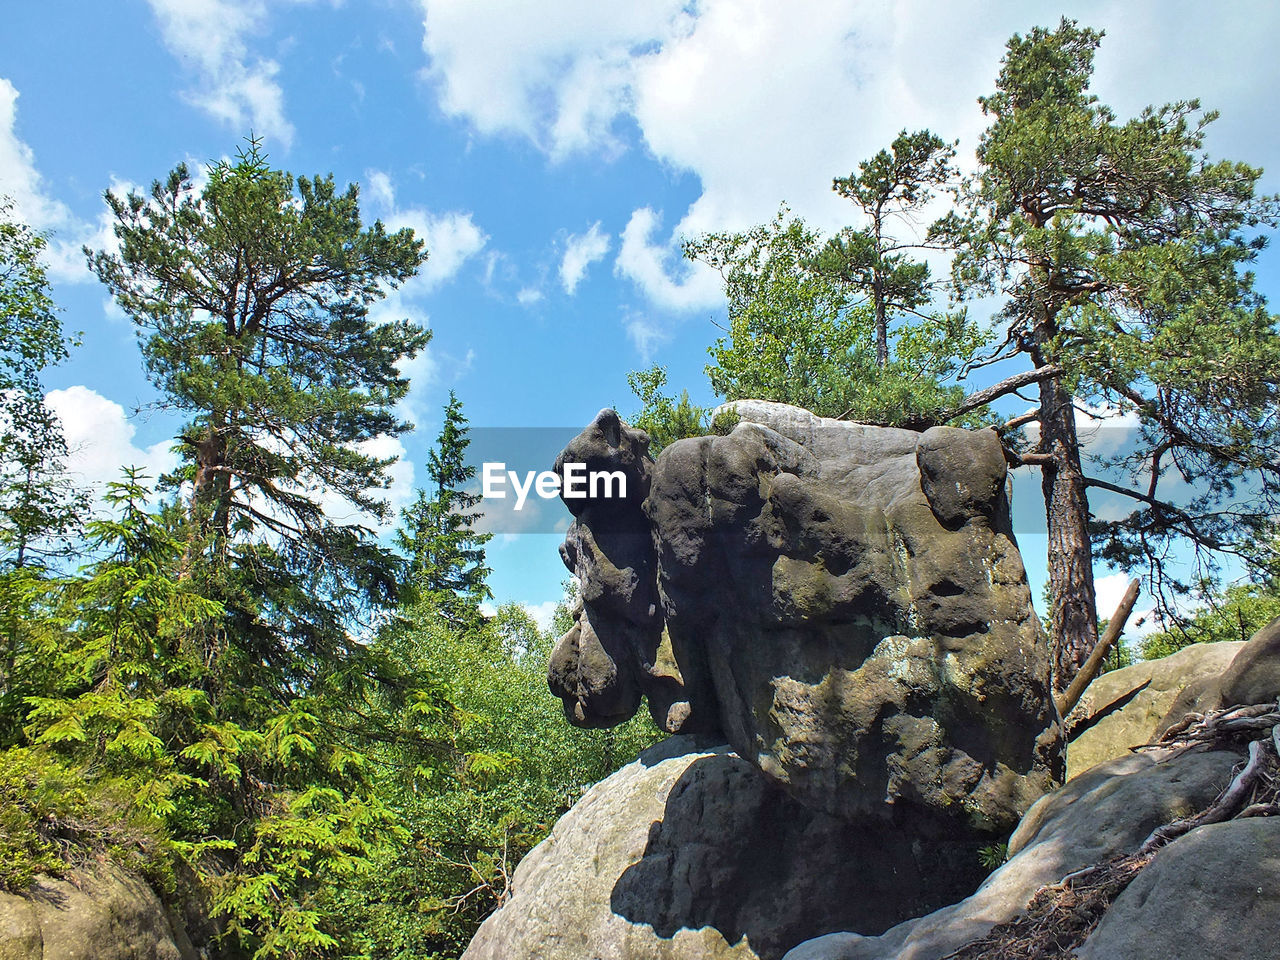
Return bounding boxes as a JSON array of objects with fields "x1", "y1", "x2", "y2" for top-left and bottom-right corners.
[
  {"x1": 1157, "y1": 616, "x2": 1280, "y2": 737},
  {"x1": 1074, "y1": 817, "x2": 1280, "y2": 960},
  {"x1": 549, "y1": 402, "x2": 1061, "y2": 832},
  {"x1": 1065, "y1": 640, "x2": 1245, "y2": 777},
  {"x1": 783, "y1": 747, "x2": 1244, "y2": 960},
  {"x1": 514, "y1": 405, "x2": 1280, "y2": 960},
  {"x1": 463, "y1": 737, "x2": 994, "y2": 960},
  {"x1": 0, "y1": 867, "x2": 198, "y2": 960}
]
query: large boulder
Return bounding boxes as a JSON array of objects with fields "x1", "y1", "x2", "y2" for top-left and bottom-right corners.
[
  {"x1": 1074, "y1": 817, "x2": 1280, "y2": 960},
  {"x1": 1065, "y1": 640, "x2": 1245, "y2": 777},
  {"x1": 0, "y1": 866, "x2": 198, "y2": 960},
  {"x1": 548, "y1": 402, "x2": 1061, "y2": 832},
  {"x1": 463, "y1": 737, "x2": 997, "y2": 960},
  {"x1": 783, "y1": 747, "x2": 1243, "y2": 960},
  {"x1": 1156, "y1": 616, "x2": 1280, "y2": 737}
]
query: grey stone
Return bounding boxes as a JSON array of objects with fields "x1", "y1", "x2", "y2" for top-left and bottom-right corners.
[
  {"x1": 1076, "y1": 817, "x2": 1280, "y2": 960},
  {"x1": 463, "y1": 737, "x2": 996, "y2": 960},
  {"x1": 782, "y1": 748, "x2": 1241, "y2": 960},
  {"x1": 1066, "y1": 641, "x2": 1245, "y2": 778},
  {"x1": 549, "y1": 401, "x2": 1061, "y2": 833}
]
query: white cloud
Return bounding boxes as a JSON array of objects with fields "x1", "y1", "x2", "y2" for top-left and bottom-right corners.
[
  {"x1": 144, "y1": 0, "x2": 296, "y2": 148},
  {"x1": 0, "y1": 78, "x2": 123, "y2": 283},
  {"x1": 45, "y1": 387, "x2": 179, "y2": 500},
  {"x1": 615, "y1": 206, "x2": 720, "y2": 310},
  {"x1": 516, "y1": 286, "x2": 543, "y2": 306},
  {"x1": 365, "y1": 169, "x2": 487, "y2": 291},
  {"x1": 47, "y1": 385, "x2": 415, "y2": 534},
  {"x1": 1094, "y1": 570, "x2": 1157, "y2": 638},
  {"x1": 417, "y1": 1, "x2": 1280, "y2": 307},
  {"x1": 623, "y1": 313, "x2": 671, "y2": 363},
  {"x1": 419, "y1": 0, "x2": 691, "y2": 158},
  {"x1": 559, "y1": 221, "x2": 611, "y2": 294},
  {"x1": 0, "y1": 78, "x2": 74, "y2": 233},
  {"x1": 361, "y1": 170, "x2": 486, "y2": 422},
  {"x1": 522, "y1": 599, "x2": 560, "y2": 632}
]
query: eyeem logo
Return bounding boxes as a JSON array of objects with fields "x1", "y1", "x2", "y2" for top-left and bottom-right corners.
[{"x1": 482, "y1": 462, "x2": 626, "y2": 511}]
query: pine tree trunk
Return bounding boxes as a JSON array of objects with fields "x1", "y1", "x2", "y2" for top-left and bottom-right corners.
[{"x1": 1039, "y1": 371, "x2": 1099, "y2": 692}]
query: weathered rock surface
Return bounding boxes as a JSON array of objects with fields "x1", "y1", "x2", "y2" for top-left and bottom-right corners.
[
  {"x1": 782, "y1": 747, "x2": 1242, "y2": 960},
  {"x1": 462, "y1": 737, "x2": 996, "y2": 960},
  {"x1": 1074, "y1": 817, "x2": 1280, "y2": 960},
  {"x1": 1066, "y1": 640, "x2": 1245, "y2": 777},
  {"x1": 0, "y1": 867, "x2": 197, "y2": 960},
  {"x1": 1157, "y1": 616, "x2": 1280, "y2": 737},
  {"x1": 549, "y1": 402, "x2": 1062, "y2": 832}
]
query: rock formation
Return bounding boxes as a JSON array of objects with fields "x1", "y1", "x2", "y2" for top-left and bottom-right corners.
[
  {"x1": 0, "y1": 866, "x2": 202, "y2": 960},
  {"x1": 1065, "y1": 640, "x2": 1245, "y2": 777},
  {"x1": 465, "y1": 737, "x2": 997, "y2": 960},
  {"x1": 472, "y1": 402, "x2": 1280, "y2": 960},
  {"x1": 549, "y1": 401, "x2": 1062, "y2": 829}
]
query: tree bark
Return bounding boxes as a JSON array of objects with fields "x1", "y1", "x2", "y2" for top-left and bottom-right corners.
[{"x1": 1039, "y1": 371, "x2": 1099, "y2": 691}]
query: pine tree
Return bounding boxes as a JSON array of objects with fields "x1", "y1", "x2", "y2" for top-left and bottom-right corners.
[
  {"x1": 86, "y1": 138, "x2": 430, "y2": 695},
  {"x1": 397, "y1": 391, "x2": 492, "y2": 627},
  {"x1": 824, "y1": 129, "x2": 957, "y2": 370},
  {"x1": 939, "y1": 19, "x2": 1280, "y2": 686}
]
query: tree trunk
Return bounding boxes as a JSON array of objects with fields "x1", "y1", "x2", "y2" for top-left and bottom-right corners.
[
  {"x1": 872, "y1": 271, "x2": 888, "y2": 370},
  {"x1": 1039, "y1": 371, "x2": 1099, "y2": 692}
]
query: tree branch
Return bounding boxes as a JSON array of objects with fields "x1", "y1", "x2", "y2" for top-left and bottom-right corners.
[{"x1": 943, "y1": 364, "x2": 1063, "y2": 421}]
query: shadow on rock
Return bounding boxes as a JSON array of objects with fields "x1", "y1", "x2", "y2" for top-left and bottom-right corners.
[{"x1": 610, "y1": 753, "x2": 992, "y2": 960}]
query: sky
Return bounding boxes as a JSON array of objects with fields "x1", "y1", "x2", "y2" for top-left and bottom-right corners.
[{"x1": 2, "y1": 0, "x2": 1278, "y2": 631}]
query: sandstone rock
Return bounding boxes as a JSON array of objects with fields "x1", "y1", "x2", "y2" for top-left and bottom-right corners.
[
  {"x1": 782, "y1": 747, "x2": 1241, "y2": 960},
  {"x1": 0, "y1": 866, "x2": 196, "y2": 960},
  {"x1": 1074, "y1": 817, "x2": 1280, "y2": 960},
  {"x1": 1157, "y1": 616, "x2": 1280, "y2": 737},
  {"x1": 548, "y1": 410, "x2": 702, "y2": 733},
  {"x1": 463, "y1": 737, "x2": 997, "y2": 960},
  {"x1": 1066, "y1": 640, "x2": 1245, "y2": 777},
  {"x1": 549, "y1": 402, "x2": 1061, "y2": 832}
]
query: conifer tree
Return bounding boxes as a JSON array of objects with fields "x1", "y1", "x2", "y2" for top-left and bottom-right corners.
[
  {"x1": 86, "y1": 138, "x2": 430, "y2": 695},
  {"x1": 397, "y1": 391, "x2": 492, "y2": 627},
  {"x1": 939, "y1": 19, "x2": 1280, "y2": 686}
]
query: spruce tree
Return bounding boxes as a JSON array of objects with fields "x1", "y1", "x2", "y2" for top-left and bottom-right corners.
[{"x1": 397, "y1": 391, "x2": 492, "y2": 627}]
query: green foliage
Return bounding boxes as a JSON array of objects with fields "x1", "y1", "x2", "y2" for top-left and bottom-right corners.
[
  {"x1": 687, "y1": 205, "x2": 986, "y2": 427},
  {"x1": 0, "y1": 747, "x2": 171, "y2": 892},
  {"x1": 978, "y1": 840, "x2": 1009, "y2": 871},
  {"x1": 341, "y1": 596, "x2": 661, "y2": 959},
  {"x1": 827, "y1": 128, "x2": 957, "y2": 370},
  {"x1": 0, "y1": 200, "x2": 88, "y2": 710},
  {"x1": 87, "y1": 137, "x2": 430, "y2": 696},
  {"x1": 943, "y1": 17, "x2": 1280, "y2": 628},
  {"x1": 397, "y1": 392, "x2": 492, "y2": 628},
  {"x1": 626, "y1": 364, "x2": 710, "y2": 452},
  {"x1": 2, "y1": 152, "x2": 665, "y2": 960},
  {"x1": 1142, "y1": 577, "x2": 1280, "y2": 660}
]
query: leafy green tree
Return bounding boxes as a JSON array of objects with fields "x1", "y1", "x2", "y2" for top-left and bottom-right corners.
[
  {"x1": 346, "y1": 594, "x2": 660, "y2": 959},
  {"x1": 397, "y1": 391, "x2": 492, "y2": 628},
  {"x1": 87, "y1": 137, "x2": 430, "y2": 696},
  {"x1": 626, "y1": 365, "x2": 713, "y2": 452},
  {"x1": 1142, "y1": 570, "x2": 1280, "y2": 660},
  {"x1": 688, "y1": 209, "x2": 879, "y2": 418},
  {"x1": 687, "y1": 201, "x2": 986, "y2": 428},
  {"x1": 0, "y1": 198, "x2": 85, "y2": 569},
  {"x1": 939, "y1": 19, "x2": 1280, "y2": 686}
]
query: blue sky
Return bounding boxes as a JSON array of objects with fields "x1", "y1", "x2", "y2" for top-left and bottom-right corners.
[{"x1": 2, "y1": 0, "x2": 1278, "y2": 628}]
